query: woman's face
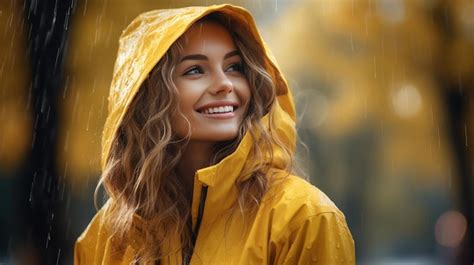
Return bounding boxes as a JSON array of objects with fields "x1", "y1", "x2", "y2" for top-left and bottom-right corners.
[{"x1": 172, "y1": 21, "x2": 251, "y2": 142}]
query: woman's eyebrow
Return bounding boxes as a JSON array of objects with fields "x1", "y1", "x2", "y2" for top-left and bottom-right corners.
[{"x1": 179, "y1": 50, "x2": 241, "y2": 62}]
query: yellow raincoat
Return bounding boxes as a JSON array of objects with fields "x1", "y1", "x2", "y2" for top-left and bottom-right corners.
[{"x1": 75, "y1": 4, "x2": 355, "y2": 265}]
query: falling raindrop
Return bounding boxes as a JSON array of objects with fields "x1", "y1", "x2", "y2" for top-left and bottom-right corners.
[
  {"x1": 63, "y1": 75, "x2": 70, "y2": 99},
  {"x1": 46, "y1": 106, "x2": 51, "y2": 122},
  {"x1": 29, "y1": 171, "x2": 37, "y2": 203},
  {"x1": 56, "y1": 248, "x2": 61, "y2": 265},
  {"x1": 86, "y1": 107, "x2": 93, "y2": 131},
  {"x1": 83, "y1": 0, "x2": 88, "y2": 16},
  {"x1": 92, "y1": 78, "x2": 97, "y2": 94},
  {"x1": 45, "y1": 230, "x2": 51, "y2": 248},
  {"x1": 64, "y1": 9, "x2": 70, "y2": 30},
  {"x1": 40, "y1": 89, "x2": 47, "y2": 113}
]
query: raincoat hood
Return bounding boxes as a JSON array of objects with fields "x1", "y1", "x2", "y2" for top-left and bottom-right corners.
[{"x1": 101, "y1": 4, "x2": 297, "y2": 172}]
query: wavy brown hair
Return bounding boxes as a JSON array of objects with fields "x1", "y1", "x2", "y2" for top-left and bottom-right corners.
[{"x1": 97, "y1": 13, "x2": 294, "y2": 263}]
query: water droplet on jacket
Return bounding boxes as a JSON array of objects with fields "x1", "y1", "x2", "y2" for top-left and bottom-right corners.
[{"x1": 336, "y1": 243, "x2": 341, "y2": 249}]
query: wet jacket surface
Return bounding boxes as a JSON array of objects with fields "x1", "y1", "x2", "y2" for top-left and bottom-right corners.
[{"x1": 74, "y1": 4, "x2": 355, "y2": 265}]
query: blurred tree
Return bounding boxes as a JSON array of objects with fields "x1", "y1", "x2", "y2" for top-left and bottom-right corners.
[
  {"x1": 435, "y1": 0, "x2": 474, "y2": 263},
  {"x1": 8, "y1": 0, "x2": 76, "y2": 264}
]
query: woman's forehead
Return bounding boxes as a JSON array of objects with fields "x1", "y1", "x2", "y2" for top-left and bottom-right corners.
[{"x1": 180, "y1": 21, "x2": 236, "y2": 52}]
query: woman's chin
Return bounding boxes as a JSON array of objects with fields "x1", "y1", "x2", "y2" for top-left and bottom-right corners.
[{"x1": 192, "y1": 131, "x2": 240, "y2": 142}]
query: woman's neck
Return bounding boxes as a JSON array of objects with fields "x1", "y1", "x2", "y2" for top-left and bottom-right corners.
[{"x1": 176, "y1": 141, "x2": 215, "y2": 199}]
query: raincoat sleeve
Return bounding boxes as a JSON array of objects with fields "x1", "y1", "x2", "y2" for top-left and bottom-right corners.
[
  {"x1": 74, "y1": 204, "x2": 110, "y2": 265},
  {"x1": 271, "y1": 211, "x2": 355, "y2": 264},
  {"x1": 74, "y1": 210, "x2": 103, "y2": 265},
  {"x1": 74, "y1": 238, "x2": 84, "y2": 265}
]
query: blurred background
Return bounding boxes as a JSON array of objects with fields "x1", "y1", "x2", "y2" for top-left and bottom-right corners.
[{"x1": 0, "y1": 0, "x2": 473, "y2": 264}]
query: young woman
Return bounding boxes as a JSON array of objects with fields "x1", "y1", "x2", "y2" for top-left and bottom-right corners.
[{"x1": 75, "y1": 4, "x2": 355, "y2": 265}]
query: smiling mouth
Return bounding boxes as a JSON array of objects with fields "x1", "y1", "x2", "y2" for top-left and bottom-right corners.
[{"x1": 197, "y1": 105, "x2": 238, "y2": 115}]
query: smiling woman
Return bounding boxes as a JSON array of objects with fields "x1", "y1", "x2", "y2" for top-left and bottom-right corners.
[{"x1": 74, "y1": 5, "x2": 355, "y2": 265}]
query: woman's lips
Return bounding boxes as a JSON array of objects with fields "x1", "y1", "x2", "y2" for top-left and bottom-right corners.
[{"x1": 195, "y1": 101, "x2": 239, "y2": 113}]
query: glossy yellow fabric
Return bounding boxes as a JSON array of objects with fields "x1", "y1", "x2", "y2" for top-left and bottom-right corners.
[{"x1": 75, "y1": 4, "x2": 355, "y2": 265}]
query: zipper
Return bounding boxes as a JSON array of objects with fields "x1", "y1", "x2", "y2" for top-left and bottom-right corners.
[{"x1": 182, "y1": 185, "x2": 208, "y2": 265}]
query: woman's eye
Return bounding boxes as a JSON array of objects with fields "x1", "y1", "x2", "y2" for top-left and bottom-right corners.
[
  {"x1": 183, "y1": 66, "x2": 203, "y2": 76},
  {"x1": 226, "y1": 63, "x2": 243, "y2": 73}
]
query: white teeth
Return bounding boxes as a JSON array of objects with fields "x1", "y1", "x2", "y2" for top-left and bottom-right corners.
[{"x1": 201, "y1": 105, "x2": 235, "y2": 114}]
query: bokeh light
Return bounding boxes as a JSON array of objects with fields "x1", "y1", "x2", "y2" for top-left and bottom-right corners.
[{"x1": 435, "y1": 210, "x2": 467, "y2": 248}]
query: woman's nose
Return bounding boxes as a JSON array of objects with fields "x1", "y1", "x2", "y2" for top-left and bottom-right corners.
[{"x1": 209, "y1": 71, "x2": 233, "y2": 95}]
